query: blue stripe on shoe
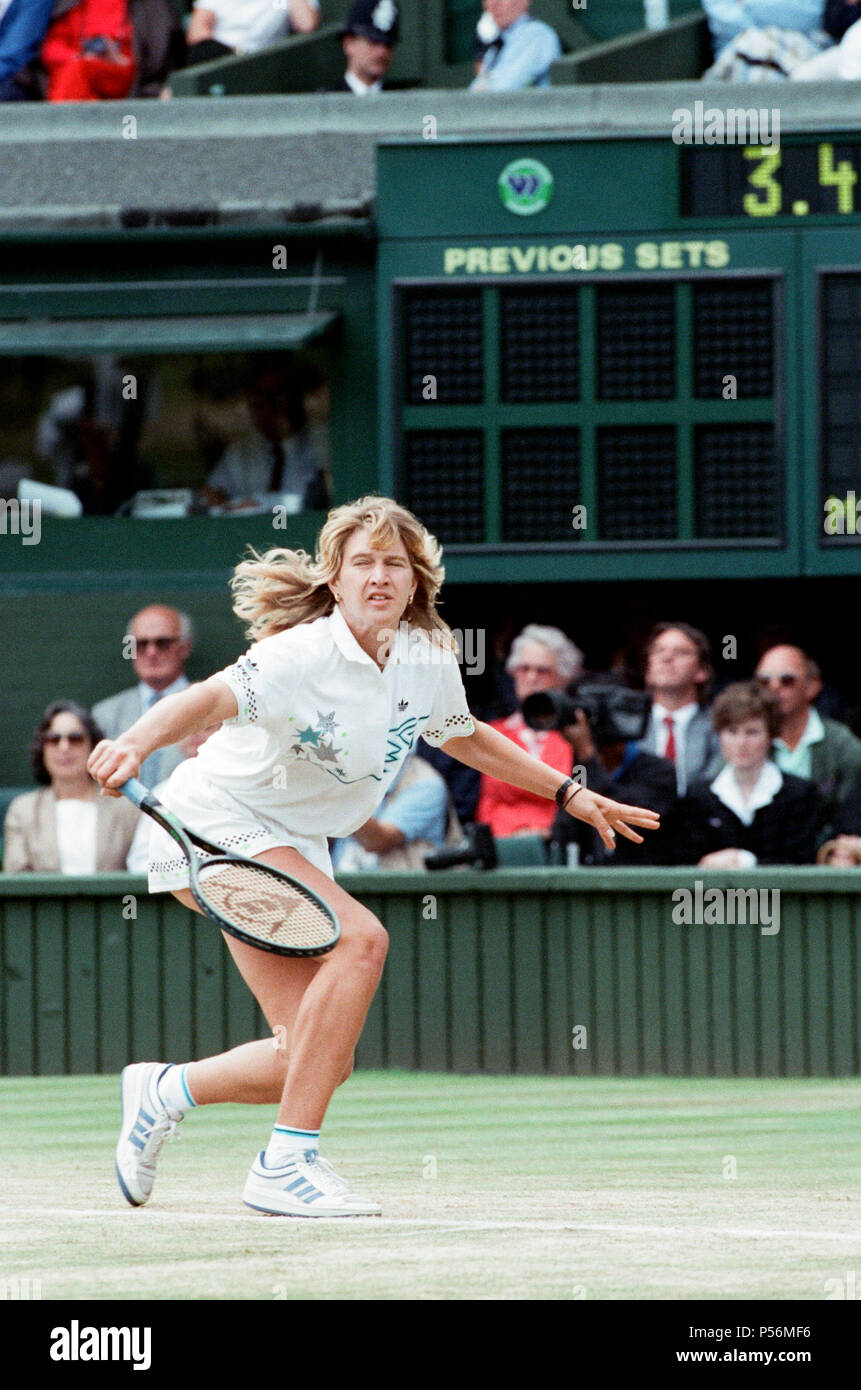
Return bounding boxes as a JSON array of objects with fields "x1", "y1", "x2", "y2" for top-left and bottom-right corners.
[
  {"x1": 129, "y1": 1133, "x2": 146, "y2": 1151},
  {"x1": 285, "y1": 1177, "x2": 309, "y2": 1193}
]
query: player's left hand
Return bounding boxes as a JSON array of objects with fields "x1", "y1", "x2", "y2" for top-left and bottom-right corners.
[{"x1": 562, "y1": 787, "x2": 660, "y2": 851}]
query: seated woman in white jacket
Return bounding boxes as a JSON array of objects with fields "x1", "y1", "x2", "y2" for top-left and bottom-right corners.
[{"x1": 2, "y1": 700, "x2": 139, "y2": 874}]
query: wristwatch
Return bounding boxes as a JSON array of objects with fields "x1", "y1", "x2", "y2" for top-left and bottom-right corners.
[{"x1": 555, "y1": 776, "x2": 582, "y2": 810}]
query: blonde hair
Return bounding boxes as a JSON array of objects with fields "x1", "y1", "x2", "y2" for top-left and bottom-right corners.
[{"x1": 230, "y1": 495, "x2": 456, "y2": 648}]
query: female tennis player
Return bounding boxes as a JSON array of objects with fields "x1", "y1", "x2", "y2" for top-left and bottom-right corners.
[{"x1": 88, "y1": 495, "x2": 660, "y2": 1218}]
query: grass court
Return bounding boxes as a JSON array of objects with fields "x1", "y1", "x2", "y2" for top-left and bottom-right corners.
[{"x1": 2, "y1": 1071, "x2": 859, "y2": 1301}]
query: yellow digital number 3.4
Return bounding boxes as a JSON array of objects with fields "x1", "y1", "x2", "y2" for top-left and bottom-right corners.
[{"x1": 743, "y1": 148, "x2": 782, "y2": 218}]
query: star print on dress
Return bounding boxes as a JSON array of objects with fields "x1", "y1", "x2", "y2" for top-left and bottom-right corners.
[
  {"x1": 314, "y1": 742, "x2": 342, "y2": 764},
  {"x1": 289, "y1": 712, "x2": 349, "y2": 776}
]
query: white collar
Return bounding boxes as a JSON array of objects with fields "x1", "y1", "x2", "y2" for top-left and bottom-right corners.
[
  {"x1": 652, "y1": 700, "x2": 699, "y2": 731},
  {"x1": 710, "y1": 760, "x2": 783, "y2": 826},
  {"x1": 328, "y1": 603, "x2": 410, "y2": 670},
  {"x1": 344, "y1": 70, "x2": 383, "y2": 95}
]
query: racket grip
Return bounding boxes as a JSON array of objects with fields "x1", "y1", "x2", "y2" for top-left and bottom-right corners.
[{"x1": 119, "y1": 777, "x2": 155, "y2": 809}]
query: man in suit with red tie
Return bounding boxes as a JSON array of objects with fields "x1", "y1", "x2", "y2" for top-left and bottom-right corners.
[{"x1": 642, "y1": 622, "x2": 722, "y2": 796}]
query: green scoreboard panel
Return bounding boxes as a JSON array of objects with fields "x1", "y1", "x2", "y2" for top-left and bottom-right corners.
[{"x1": 377, "y1": 137, "x2": 861, "y2": 583}]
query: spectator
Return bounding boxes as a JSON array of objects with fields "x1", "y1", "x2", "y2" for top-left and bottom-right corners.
[
  {"x1": 0, "y1": 0, "x2": 54, "y2": 101},
  {"x1": 331, "y1": 748, "x2": 461, "y2": 871},
  {"x1": 470, "y1": 0, "x2": 561, "y2": 91},
  {"x1": 200, "y1": 360, "x2": 330, "y2": 512},
  {"x1": 2, "y1": 700, "x2": 139, "y2": 873},
  {"x1": 680, "y1": 683, "x2": 820, "y2": 866},
  {"x1": 128, "y1": 0, "x2": 185, "y2": 97},
  {"x1": 703, "y1": 0, "x2": 827, "y2": 56},
  {"x1": 702, "y1": 0, "x2": 832, "y2": 77},
  {"x1": 416, "y1": 614, "x2": 520, "y2": 825},
  {"x1": 824, "y1": 0, "x2": 861, "y2": 39},
  {"x1": 331, "y1": 0, "x2": 400, "y2": 95},
  {"x1": 416, "y1": 740, "x2": 482, "y2": 827},
  {"x1": 548, "y1": 677, "x2": 678, "y2": 866},
  {"x1": 17, "y1": 0, "x2": 184, "y2": 100},
  {"x1": 817, "y1": 835, "x2": 861, "y2": 866},
  {"x1": 93, "y1": 605, "x2": 193, "y2": 789},
  {"x1": 794, "y1": 0, "x2": 861, "y2": 75},
  {"x1": 186, "y1": 0, "x2": 319, "y2": 67},
  {"x1": 642, "y1": 623, "x2": 722, "y2": 796},
  {"x1": 33, "y1": 373, "x2": 141, "y2": 514},
  {"x1": 754, "y1": 644, "x2": 861, "y2": 839},
  {"x1": 126, "y1": 722, "x2": 219, "y2": 872},
  {"x1": 474, "y1": 624, "x2": 581, "y2": 837}
]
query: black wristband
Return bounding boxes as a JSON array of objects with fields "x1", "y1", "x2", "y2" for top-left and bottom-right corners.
[{"x1": 555, "y1": 776, "x2": 580, "y2": 810}]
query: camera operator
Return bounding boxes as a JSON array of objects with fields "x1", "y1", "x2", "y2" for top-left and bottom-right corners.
[{"x1": 540, "y1": 676, "x2": 678, "y2": 866}]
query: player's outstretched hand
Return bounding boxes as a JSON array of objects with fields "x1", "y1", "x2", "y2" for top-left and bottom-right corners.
[
  {"x1": 87, "y1": 738, "x2": 142, "y2": 797},
  {"x1": 563, "y1": 788, "x2": 660, "y2": 852}
]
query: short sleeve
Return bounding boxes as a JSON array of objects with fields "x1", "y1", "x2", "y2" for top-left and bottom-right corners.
[
  {"x1": 214, "y1": 634, "x2": 302, "y2": 729},
  {"x1": 421, "y1": 655, "x2": 476, "y2": 748}
]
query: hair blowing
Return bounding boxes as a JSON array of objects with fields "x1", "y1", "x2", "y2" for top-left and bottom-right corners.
[{"x1": 230, "y1": 495, "x2": 456, "y2": 648}]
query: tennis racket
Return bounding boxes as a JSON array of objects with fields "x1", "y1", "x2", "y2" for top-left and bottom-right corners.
[{"x1": 120, "y1": 777, "x2": 340, "y2": 958}]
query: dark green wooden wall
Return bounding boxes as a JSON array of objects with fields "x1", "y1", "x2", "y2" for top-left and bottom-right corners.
[{"x1": 2, "y1": 870, "x2": 858, "y2": 1078}]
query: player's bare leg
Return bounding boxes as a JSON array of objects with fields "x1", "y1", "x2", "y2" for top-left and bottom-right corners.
[
  {"x1": 117, "y1": 848, "x2": 384, "y2": 1213},
  {"x1": 172, "y1": 845, "x2": 384, "y2": 1123}
]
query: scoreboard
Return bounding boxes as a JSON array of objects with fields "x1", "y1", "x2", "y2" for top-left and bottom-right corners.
[
  {"x1": 682, "y1": 142, "x2": 861, "y2": 220},
  {"x1": 376, "y1": 135, "x2": 861, "y2": 584}
]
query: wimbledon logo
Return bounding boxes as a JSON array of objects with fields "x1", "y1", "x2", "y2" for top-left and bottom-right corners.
[{"x1": 498, "y1": 158, "x2": 554, "y2": 216}]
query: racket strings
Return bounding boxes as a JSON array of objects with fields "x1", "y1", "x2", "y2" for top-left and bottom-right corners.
[{"x1": 198, "y1": 861, "x2": 335, "y2": 950}]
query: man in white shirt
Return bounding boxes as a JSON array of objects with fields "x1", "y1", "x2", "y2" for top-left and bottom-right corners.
[
  {"x1": 93, "y1": 605, "x2": 193, "y2": 789},
  {"x1": 186, "y1": 0, "x2": 319, "y2": 66},
  {"x1": 470, "y1": 0, "x2": 562, "y2": 92},
  {"x1": 642, "y1": 622, "x2": 721, "y2": 796},
  {"x1": 333, "y1": 0, "x2": 400, "y2": 94}
]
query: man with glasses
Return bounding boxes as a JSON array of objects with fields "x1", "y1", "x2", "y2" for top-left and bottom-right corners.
[
  {"x1": 754, "y1": 644, "x2": 861, "y2": 837},
  {"x1": 93, "y1": 606, "x2": 193, "y2": 789}
]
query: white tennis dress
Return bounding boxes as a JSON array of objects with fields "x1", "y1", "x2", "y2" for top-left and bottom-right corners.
[{"x1": 146, "y1": 605, "x2": 475, "y2": 892}]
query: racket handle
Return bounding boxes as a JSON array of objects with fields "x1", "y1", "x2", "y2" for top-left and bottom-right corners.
[{"x1": 119, "y1": 777, "x2": 155, "y2": 809}]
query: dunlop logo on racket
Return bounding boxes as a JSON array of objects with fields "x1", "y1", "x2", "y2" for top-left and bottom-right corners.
[{"x1": 120, "y1": 778, "x2": 340, "y2": 957}]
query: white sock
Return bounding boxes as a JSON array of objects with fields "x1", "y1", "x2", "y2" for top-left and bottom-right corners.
[
  {"x1": 155, "y1": 1063, "x2": 196, "y2": 1113},
  {"x1": 265, "y1": 1124, "x2": 320, "y2": 1167}
]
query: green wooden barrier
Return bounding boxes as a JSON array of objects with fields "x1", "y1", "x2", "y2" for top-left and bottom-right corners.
[
  {"x1": 550, "y1": 11, "x2": 711, "y2": 84},
  {"x1": 2, "y1": 870, "x2": 859, "y2": 1079}
]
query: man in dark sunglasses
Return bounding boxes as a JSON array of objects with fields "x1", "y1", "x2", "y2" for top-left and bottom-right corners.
[
  {"x1": 754, "y1": 643, "x2": 861, "y2": 839},
  {"x1": 93, "y1": 605, "x2": 194, "y2": 789}
]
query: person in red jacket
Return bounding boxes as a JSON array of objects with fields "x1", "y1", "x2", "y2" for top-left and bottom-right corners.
[
  {"x1": 41, "y1": 0, "x2": 136, "y2": 100},
  {"x1": 475, "y1": 624, "x2": 583, "y2": 837}
]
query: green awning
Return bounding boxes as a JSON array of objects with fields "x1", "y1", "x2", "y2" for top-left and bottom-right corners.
[{"x1": 0, "y1": 312, "x2": 340, "y2": 355}]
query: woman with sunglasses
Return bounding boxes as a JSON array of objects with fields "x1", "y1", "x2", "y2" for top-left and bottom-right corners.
[{"x1": 2, "y1": 700, "x2": 139, "y2": 873}]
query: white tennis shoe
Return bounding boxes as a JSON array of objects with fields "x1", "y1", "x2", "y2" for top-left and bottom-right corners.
[
  {"x1": 243, "y1": 1150, "x2": 382, "y2": 1217},
  {"x1": 115, "y1": 1062, "x2": 184, "y2": 1207}
]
